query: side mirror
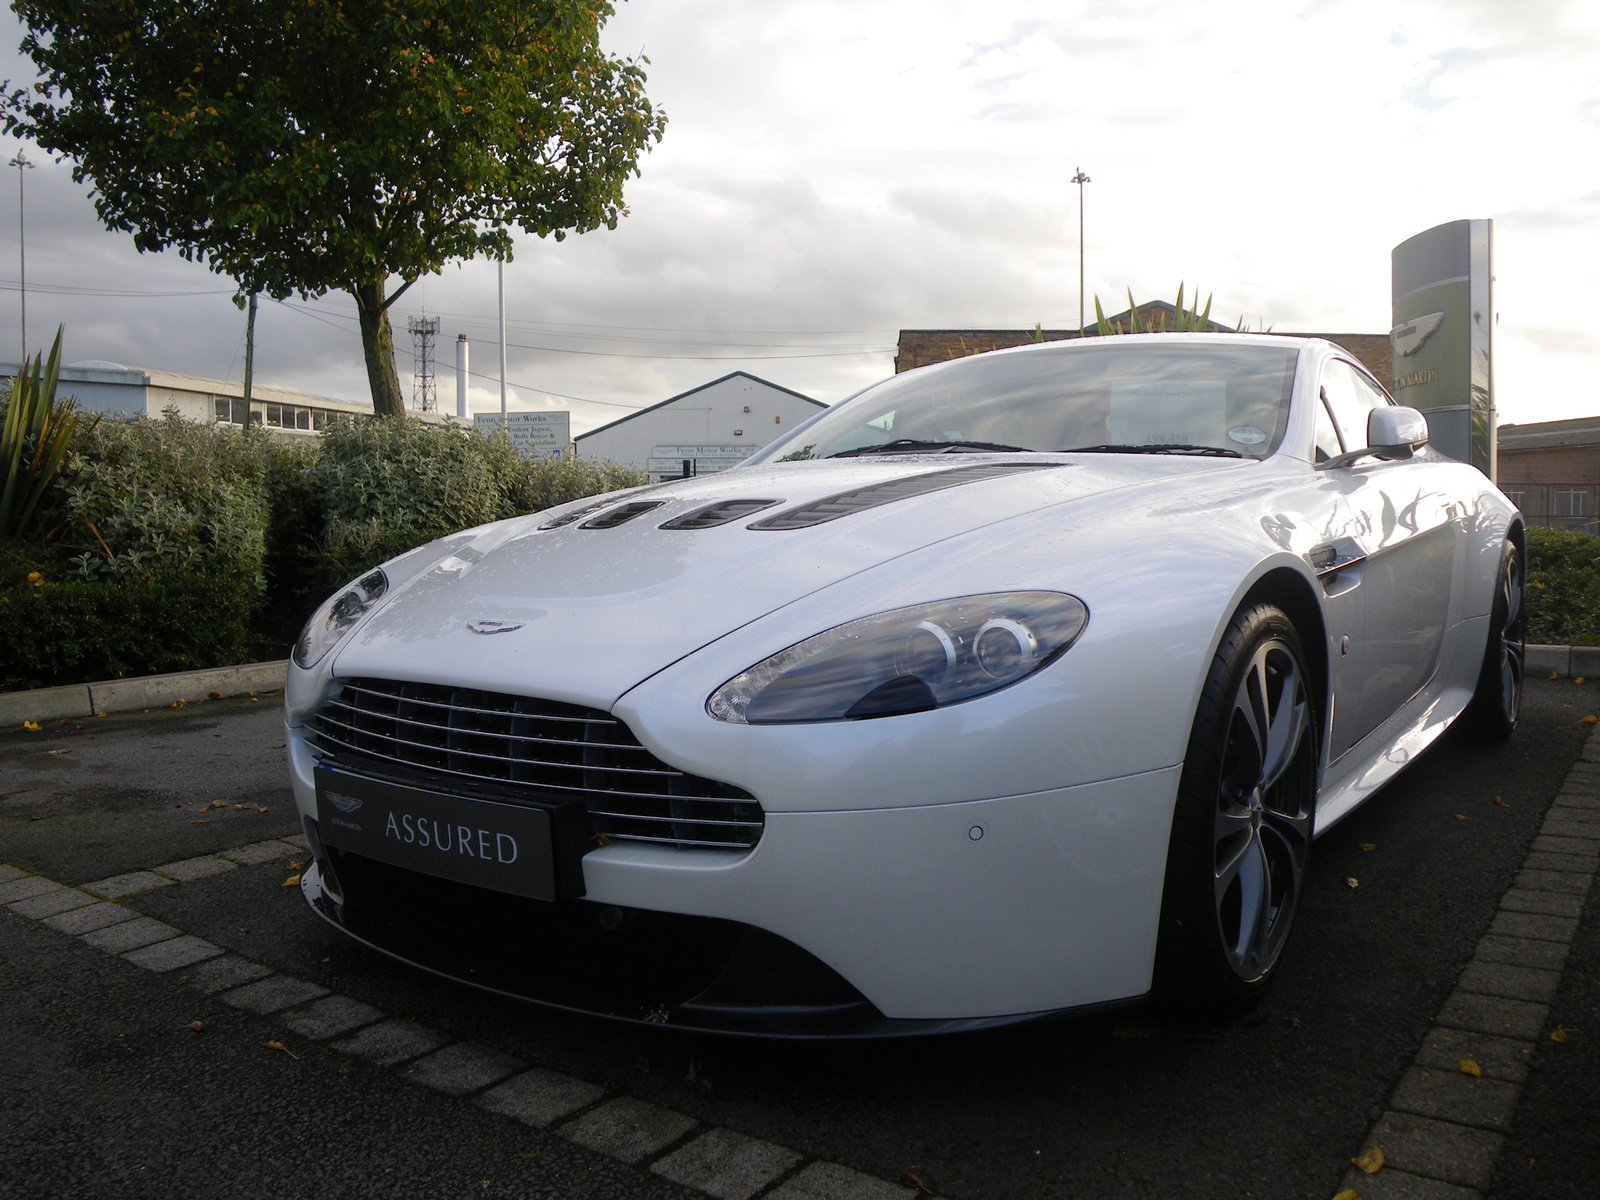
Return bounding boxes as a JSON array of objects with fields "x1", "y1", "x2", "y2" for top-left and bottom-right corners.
[{"x1": 1367, "y1": 406, "x2": 1429, "y2": 460}]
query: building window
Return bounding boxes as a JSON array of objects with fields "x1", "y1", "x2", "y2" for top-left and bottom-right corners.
[
  {"x1": 1552, "y1": 487, "x2": 1590, "y2": 518},
  {"x1": 1503, "y1": 489, "x2": 1525, "y2": 509},
  {"x1": 296, "y1": 407, "x2": 311, "y2": 430},
  {"x1": 266, "y1": 404, "x2": 283, "y2": 427},
  {"x1": 312, "y1": 410, "x2": 327, "y2": 431}
]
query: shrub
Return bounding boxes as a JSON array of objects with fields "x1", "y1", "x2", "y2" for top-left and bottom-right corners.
[
  {"x1": 0, "y1": 329, "x2": 97, "y2": 540},
  {"x1": 1524, "y1": 526, "x2": 1600, "y2": 647},
  {"x1": 57, "y1": 409, "x2": 270, "y2": 591},
  {"x1": 498, "y1": 453, "x2": 648, "y2": 518},
  {"x1": 0, "y1": 562, "x2": 253, "y2": 691}
]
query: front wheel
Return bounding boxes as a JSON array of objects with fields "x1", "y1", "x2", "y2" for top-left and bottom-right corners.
[
  {"x1": 1154, "y1": 604, "x2": 1319, "y2": 1014},
  {"x1": 1464, "y1": 540, "x2": 1524, "y2": 743}
]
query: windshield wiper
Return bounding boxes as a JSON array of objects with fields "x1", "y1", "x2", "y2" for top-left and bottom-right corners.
[
  {"x1": 827, "y1": 438, "x2": 1034, "y2": 458},
  {"x1": 1066, "y1": 443, "x2": 1244, "y2": 458}
]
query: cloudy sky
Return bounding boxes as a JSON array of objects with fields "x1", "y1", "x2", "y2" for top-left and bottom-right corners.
[{"x1": 0, "y1": 0, "x2": 1595, "y2": 435}]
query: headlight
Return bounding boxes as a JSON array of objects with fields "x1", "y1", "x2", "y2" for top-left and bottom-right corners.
[
  {"x1": 707, "y1": 592, "x2": 1088, "y2": 724},
  {"x1": 292, "y1": 569, "x2": 389, "y2": 670}
]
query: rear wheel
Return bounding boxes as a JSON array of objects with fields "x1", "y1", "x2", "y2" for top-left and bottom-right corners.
[
  {"x1": 1465, "y1": 541, "x2": 1524, "y2": 743},
  {"x1": 1154, "y1": 604, "x2": 1318, "y2": 1014}
]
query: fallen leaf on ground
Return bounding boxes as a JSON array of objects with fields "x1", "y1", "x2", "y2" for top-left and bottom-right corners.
[
  {"x1": 21, "y1": 720, "x2": 39, "y2": 731},
  {"x1": 1585, "y1": 715, "x2": 1599, "y2": 725},
  {"x1": 1578, "y1": 677, "x2": 1587, "y2": 685},
  {"x1": 263, "y1": 1040, "x2": 299, "y2": 1060},
  {"x1": 287, "y1": 860, "x2": 301, "y2": 870},
  {"x1": 1350, "y1": 1145, "x2": 1385, "y2": 1174},
  {"x1": 257, "y1": 806, "x2": 269, "y2": 813},
  {"x1": 1346, "y1": 877, "x2": 1360, "y2": 888},
  {"x1": 903, "y1": 1173, "x2": 935, "y2": 1195},
  {"x1": 1550, "y1": 672, "x2": 1561, "y2": 680},
  {"x1": 208, "y1": 690, "x2": 222, "y2": 699},
  {"x1": 520, "y1": 1152, "x2": 540, "y2": 1160},
  {"x1": 169, "y1": 698, "x2": 186, "y2": 709},
  {"x1": 188, "y1": 819, "x2": 210, "y2": 825},
  {"x1": 1455, "y1": 814, "x2": 1474, "y2": 821},
  {"x1": 1459, "y1": 1059, "x2": 1482, "y2": 1077},
  {"x1": 190, "y1": 1021, "x2": 204, "y2": 1032},
  {"x1": 231, "y1": 803, "x2": 247, "y2": 810},
  {"x1": 1360, "y1": 843, "x2": 1376, "y2": 851},
  {"x1": 249, "y1": 696, "x2": 258, "y2": 702},
  {"x1": 1551, "y1": 1025, "x2": 1569, "y2": 1043},
  {"x1": 47, "y1": 748, "x2": 72, "y2": 755},
  {"x1": 1495, "y1": 796, "x2": 1509, "y2": 806},
  {"x1": 282, "y1": 874, "x2": 301, "y2": 887},
  {"x1": 95, "y1": 711, "x2": 106, "y2": 718},
  {"x1": 1333, "y1": 1191, "x2": 1362, "y2": 1200}
]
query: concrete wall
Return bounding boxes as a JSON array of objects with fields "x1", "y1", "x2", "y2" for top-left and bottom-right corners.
[{"x1": 576, "y1": 373, "x2": 824, "y2": 478}]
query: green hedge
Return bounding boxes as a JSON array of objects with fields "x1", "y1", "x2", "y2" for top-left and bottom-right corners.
[
  {"x1": 2, "y1": 411, "x2": 646, "y2": 690},
  {"x1": 1525, "y1": 526, "x2": 1600, "y2": 647},
  {"x1": 0, "y1": 569, "x2": 254, "y2": 692}
]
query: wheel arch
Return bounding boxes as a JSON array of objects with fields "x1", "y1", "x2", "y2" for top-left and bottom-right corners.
[{"x1": 1236, "y1": 566, "x2": 1331, "y2": 741}]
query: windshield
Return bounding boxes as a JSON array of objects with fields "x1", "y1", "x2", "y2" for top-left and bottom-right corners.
[{"x1": 761, "y1": 341, "x2": 1301, "y2": 462}]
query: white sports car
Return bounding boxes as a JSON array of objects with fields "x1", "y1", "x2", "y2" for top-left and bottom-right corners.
[{"x1": 285, "y1": 334, "x2": 1524, "y2": 1035}]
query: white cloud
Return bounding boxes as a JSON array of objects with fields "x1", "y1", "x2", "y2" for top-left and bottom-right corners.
[{"x1": 0, "y1": 0, "x2": 1594, "y2": 432}]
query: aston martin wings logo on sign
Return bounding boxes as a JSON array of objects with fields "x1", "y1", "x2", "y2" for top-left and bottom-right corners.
[
  {"x1": 325, "y1": 791, "x2": 363, "y2": 814},
  {"x1": 1391, "y1": 312, "x2": 1445, "y2": 357},
  {"x1": 467, "y1": 619, "x2": 524, "y2": 635}
]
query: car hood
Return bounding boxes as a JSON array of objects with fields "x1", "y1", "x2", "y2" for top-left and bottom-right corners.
[{"x1": 331, "y1": 454, "x2": 1240, "y2": 707}]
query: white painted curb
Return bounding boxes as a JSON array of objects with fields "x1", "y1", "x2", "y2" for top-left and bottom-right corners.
[{"x1": 1, "y1": 660, "x2": 287, "y2": 726}]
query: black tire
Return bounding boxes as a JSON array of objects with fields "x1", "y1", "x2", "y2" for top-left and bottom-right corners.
[
  {"x1": 1464, "y1": 540, "x2": 1525, "y2": 744},
  {"x1": 1153, "y1": 604, "x2": 1319, "y2": 1014}
]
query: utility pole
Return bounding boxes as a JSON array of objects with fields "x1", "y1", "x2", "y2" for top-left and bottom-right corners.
[
  {"x1": 498, "y1": 259, "x2": 508, "y2": 424},
  {"x1": 1071, "y1": 166, "x2": 1091, "y2": 336},
  {"x1": 10, "y1": 149, "x2": 35, "y2": 363},
  {"x1": 241, "y1": 291, "x2": 258, "y2": 425}
]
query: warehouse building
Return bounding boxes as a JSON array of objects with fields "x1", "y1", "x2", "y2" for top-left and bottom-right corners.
[
  {"x1": 0, "y1": 360, "x2": 454, "y2": 434},
  {"x1": 1496, "y1": 417, "x2": 1600, "y2": 534},
  {"x1": 575, "y1": 371, "x2": 824, "y2": 480}
]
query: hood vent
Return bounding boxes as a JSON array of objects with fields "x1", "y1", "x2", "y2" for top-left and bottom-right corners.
[
  {"x1": 581, "y1": 500, "x2": 667, "y2": 529},
  {"x1": 539, "y1": 485, "x2": 664, "y2": 530},
  {"x1": 661, "y1": 499, "x2": 781, "y2": 530},
  {"x1": 748, "y1": 462, "x2": 1061, "y2": 531}
]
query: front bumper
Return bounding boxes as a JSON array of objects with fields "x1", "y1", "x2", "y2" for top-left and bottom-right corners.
[{"x1": 289, "y1": 727, "x2": 1179, "y2": 1029}]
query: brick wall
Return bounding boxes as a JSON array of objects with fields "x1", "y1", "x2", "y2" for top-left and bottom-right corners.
[{"x1": 1496, "y1": 445, "x2": 1600, "y2": 532}]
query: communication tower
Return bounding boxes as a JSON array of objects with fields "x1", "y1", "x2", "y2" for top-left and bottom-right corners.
[{"x1": 408, "y1": 315, "x2": 441, "y2": 412}]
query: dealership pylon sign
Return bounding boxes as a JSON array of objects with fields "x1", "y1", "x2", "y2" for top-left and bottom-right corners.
[{"x1": 1391, "y1": 219, "x2": 1495, "y2": 477}]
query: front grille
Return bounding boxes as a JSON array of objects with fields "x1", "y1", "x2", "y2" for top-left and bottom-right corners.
[{"x1": 308, "y1": 678, "x2": 763, "y2": 851}]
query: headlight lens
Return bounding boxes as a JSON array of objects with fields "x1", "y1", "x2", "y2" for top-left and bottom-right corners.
[
  {"x1": 707, "y1": 592, "x2": 1088, "y2": 724},
  {"x1": 292, "y1": 569, "x2": 389, "y2": 669}
]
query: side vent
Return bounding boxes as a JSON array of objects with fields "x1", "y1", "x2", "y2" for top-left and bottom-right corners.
[
  {"x1": 661, "y1": 499, "x2": 781, "y2": 530},
  {"x1": 748, "y1": 462, "x2": 1061, "y2": 531},
  {"x1": 582, "y1": 500, "x2": 667, "y2": 529}
]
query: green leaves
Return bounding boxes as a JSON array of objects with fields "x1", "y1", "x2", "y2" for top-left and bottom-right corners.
[
  {"x1": 0, "y1": 328, "x2": 96, "y2": 541},
  {"x1": 6, "y1": 1, "x2": 666, "y2": 415}
]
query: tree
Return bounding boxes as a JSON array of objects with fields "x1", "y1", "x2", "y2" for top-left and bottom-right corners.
[{"x1": 5, "y1": 1, "x2": 666, "y2": 420}]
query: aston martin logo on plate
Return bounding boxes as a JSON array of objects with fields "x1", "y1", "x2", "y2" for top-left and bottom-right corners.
[
  {"x1": 325, "y1": 791, "x2": 363, "y2": 814},
  {"x1": 467, "y1": 619, "x2": 524, "y2": 635},
  {"x1": 1391, "y1": 312, "x2": 1445, "y2": 357}
]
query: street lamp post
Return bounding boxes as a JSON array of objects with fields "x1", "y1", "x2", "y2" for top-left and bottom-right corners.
[
  {"x1": 498, "y1": 259, "x2": 508, "y2": 425},
  {"x1": 11, "y1": 148, "x2": 36, "y2": 363},
  {"x1": 1071, "y1": 166, "x2": 1091, "y2": 336}
]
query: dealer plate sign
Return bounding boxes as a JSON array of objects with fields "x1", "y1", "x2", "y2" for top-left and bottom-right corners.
[{"x1": 315, "y1": 766, "x2": 557, "y2": 901}]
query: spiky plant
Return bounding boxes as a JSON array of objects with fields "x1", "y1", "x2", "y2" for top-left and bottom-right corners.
[
  {"x1": 1091, "y1": 284, "x2": 1270, "y2": 336},
  {"x1": 0, "y1": 328, "x2": 97, "y2": 540}
]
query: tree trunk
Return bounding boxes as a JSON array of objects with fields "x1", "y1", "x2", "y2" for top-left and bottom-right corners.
[{"x1": 353, "y1": 276, "x2": 406, "y2": 422}]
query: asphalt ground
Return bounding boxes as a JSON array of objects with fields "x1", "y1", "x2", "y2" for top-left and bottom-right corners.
[{"x1": 2, "y1": 681, "x2": 1597, "y2": 1200}]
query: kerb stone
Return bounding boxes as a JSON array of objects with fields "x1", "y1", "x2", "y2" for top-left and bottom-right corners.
[
  {"x1": 1365, "y1": 1110, "x2": 1504, "y2": 1189},
  {"x1": 476, "y1": 1069, "x2": 605, "y2": 1129},
  {"x1": 559, "y1": 1097, "x2": 697, "y2": 1165},
  {"x1": 1389, "y1": 1065, "x2": 1522, "y2": 1132},
  {"x1": 401, "y1": 1042, "x2": 524, "y2": 1096},
  {"x1": 81, "y1": 916, "x2": 181, "y2": 954},
  {"x1": 766, "y1": 1161, "x2": 917, "y2": 1200},
  {"x1": 653, "y1": 1127, "x2": 803, "y2": 1200},
  {"x1": 219, "y1": 975, "x2": 329, "y2": 1015}
]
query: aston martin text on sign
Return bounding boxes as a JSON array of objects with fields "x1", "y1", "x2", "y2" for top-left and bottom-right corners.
[{"x1": 314, "y1": 766, "x2": 557, "y2": 901}]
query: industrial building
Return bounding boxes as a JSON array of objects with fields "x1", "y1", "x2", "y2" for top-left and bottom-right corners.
[
  {"x1": 1496, "y1": 417, "x2": 1600, "y2": 534},
  {"x1": 575, "y1": 371, "x2": 824, "y2": 480},
  {"x1": 0, "y1": 360, "x2": 454, "y2": 434}
]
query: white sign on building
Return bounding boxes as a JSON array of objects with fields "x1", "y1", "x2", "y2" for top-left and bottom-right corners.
[
  {"x1": 475, "y1": 410, "x2": 572, "y2": 459},
  {"x1": 647, "y1": 444, "x2": 761, "y2": 478}
]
